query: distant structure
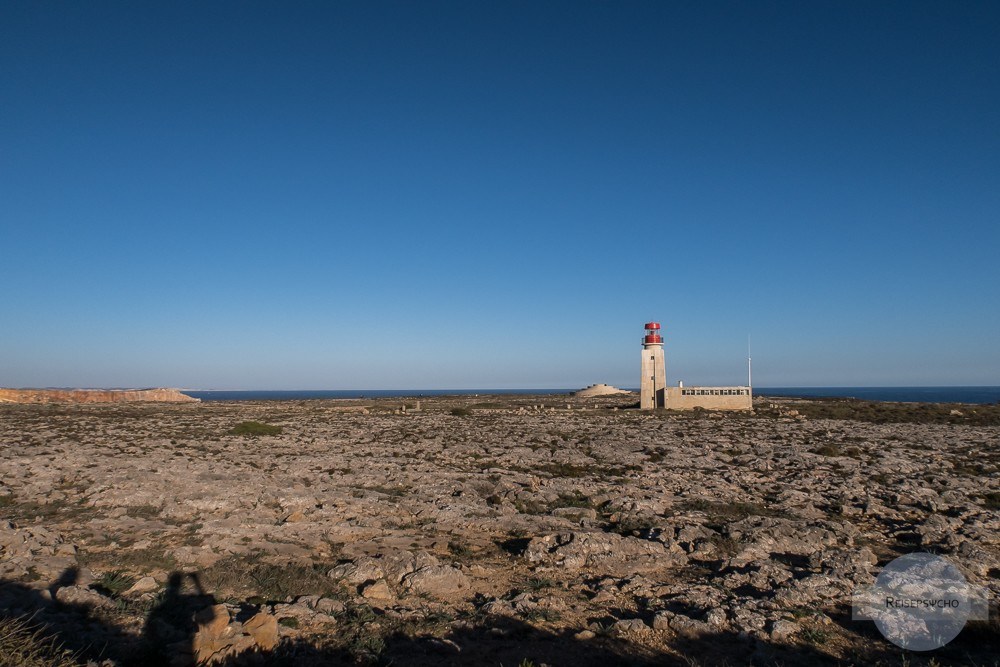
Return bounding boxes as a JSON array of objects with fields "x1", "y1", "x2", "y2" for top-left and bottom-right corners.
[
  {"x1": 639, "y1": 321, "x2": 752, "y2": 411},
  {"x1": 640, "y1": 322, "x2": 666, "y2": 408},
  {"x1": 574, "y1": 383, "x2": 629, "y2": 397}
]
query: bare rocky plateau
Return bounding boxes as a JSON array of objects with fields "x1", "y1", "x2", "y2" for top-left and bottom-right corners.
[{"x1": 0, "y1": 394, "x2": 998, "y2": 666}]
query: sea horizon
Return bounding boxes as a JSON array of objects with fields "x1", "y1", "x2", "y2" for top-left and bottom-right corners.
[{"x1": 178, "y1": 386, "x2": 1000, "y2": 405}]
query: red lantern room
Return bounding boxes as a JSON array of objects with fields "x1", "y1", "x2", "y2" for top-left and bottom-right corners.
[{"x1": 643, "y1": 322, "x2": 663, "y2": 346}]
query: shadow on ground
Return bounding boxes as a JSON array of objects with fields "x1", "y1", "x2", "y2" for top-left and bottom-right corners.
[{"x1": 1, "y1": 568, "x2": 996, "y2": 666}]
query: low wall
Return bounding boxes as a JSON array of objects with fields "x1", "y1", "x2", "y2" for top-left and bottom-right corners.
[{"x1": 665, "y1": 387, "x2": 752, "y2": 411}]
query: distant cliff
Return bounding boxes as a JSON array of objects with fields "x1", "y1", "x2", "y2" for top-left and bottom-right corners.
[{"x1": 0, "y1": 388, "x2": 200, "y2": 404}]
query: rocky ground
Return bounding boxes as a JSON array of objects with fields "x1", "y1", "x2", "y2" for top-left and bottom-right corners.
[{"x1": 0, "y1": 394, "x2": 998, "y2": 666}]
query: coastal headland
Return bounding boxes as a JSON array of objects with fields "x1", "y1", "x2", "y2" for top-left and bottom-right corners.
[
  {"x1": 0, "y1": 388, "x2": 198, "y2": 404},
  {"x1": 0, "y1": 393, "x2": 997, "y2": 665}
]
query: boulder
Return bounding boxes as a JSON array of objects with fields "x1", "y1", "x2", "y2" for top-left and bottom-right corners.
[
  {"x1": 361, "y1": 579, "x2": 395, "y2": 601},
  {"x1": 402, "y1": 565, "x2": 470, "y2": 596},
  {"x1": 125, "y1": 576, "x2": 159, "y2": 595},
  {"x1": 55, "y1": 585, "x2": 115, "y2": 610},
  {"x1": 770, "y1": 619, "x2": 800, "y2": 641},
  {"x1": 243, "y1": 611, "x2": 279, "y2": 650}
]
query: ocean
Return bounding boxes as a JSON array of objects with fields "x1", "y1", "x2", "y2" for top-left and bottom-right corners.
[{"x1": 184, "y1": 387, "x2": 1000, "y2": 404}]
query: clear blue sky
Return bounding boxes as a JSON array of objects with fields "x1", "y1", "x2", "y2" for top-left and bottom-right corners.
[{"x1": 2, "y1": 1, "x2": 998, "y2": 389}]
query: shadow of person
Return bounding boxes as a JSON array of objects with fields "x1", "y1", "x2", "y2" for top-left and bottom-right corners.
[
  {"x1": 141, "y1": 571, "x2": 217, "y2": 666},
  {"x1": 47, "y1": 564, "x2": 79, "y2": 600},
  {"x1": 2, "y1": 566, "x2": 992, "y2": 667},
  {"x1": 0, "y1": 566, "x2": 133, "y2": 663},
  {"x1": 199, "y1": 610, "x2": 887, "y2": 667}
]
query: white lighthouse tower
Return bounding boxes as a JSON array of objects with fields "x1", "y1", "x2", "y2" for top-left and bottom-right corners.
[{"x1": 640, "y1": 321, "x2": 666, "y2": 409}]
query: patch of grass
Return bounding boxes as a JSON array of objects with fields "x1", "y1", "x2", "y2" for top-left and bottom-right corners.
[
  {"x1": 516, "y1": 490, "x2": 595, "y2": 516},
  {"x1": 679, "y1": 499, "x2": 780, "y2": 523},
  {"x1": 525, "y1": 576, "x2": 554, "y2": 590},
  {"x1": 768, "y1": 398, "x2": 1000, "y2": 426},
  {"x1": 277, "y1": 617, "x2": 299, "y2": 628},
  {"x1": 868, "y1": 472, "x2": 892, "y2": 486},
  {"x1": 449, "y1": 408, "x2": 472, "y2": 417},
  {"x1": 0, "y1": 498, "x2": 94, "y2": 523},
  {"x1": 551, "y1": 491, "x2": 594, "y2": 509},
  {"x1": 358, "y1": 484, "x2": 410, "y2": 498},
  {"x1": 0, "y1": 617, "x2": 79, "y2": 667},
  {"x1": 78, "y1": 547, "x2": 178, "y2": 575},
  {"x1": 447, "y1": 540, "x2": 474, "y2": 559},
  {"x1": 602, "y1": 512, "x2": 658, "y2": 537},
  {"x1": 521, "y1": 607, "x2": 562, "y2": 622},
  {"x1": 953, "y1": 463, "x2": 985, "y2": 477},
  {"x1": 800, "y1": 626, "x2": 829, "y2": 644},
  {"x1": 525, "y1": 462, "x2": 591, "y2": 478},
  {"x1": 201, "y1": 555, "x2": 346, "y2": 602},
  {"x1": 94, "y1": 570, "x2": 136, "y2": 597},
  {"x1": 709, "y1": 534, "x2": 742, "y2": 557},
  {"x1": 228, "y1": 421, "x2": 283, "y2": 437},
  {"x1": 336, "y1": 603, "x2": 387, "y2": 661},
  {"x1": 980, "y1": 492, "x2": 1000, "y2": 510},
  {"x1": 127, "y1": 504, "x2": 161, "y2": 519},
  {"x1": 643, "y1": 447, "x2": 667, "y2": 463},
  {"x1": 514, "y1": 497, "x2": 548, "y2": 515}
]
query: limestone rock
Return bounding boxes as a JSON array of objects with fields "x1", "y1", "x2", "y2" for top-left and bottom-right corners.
[
  {"x1": 243, "y1": 611, "x2": 279, "y2": 650},
  {"x1": 361, "y1": 579, "x2": 394, "y2": 601},
  {"x1": 612, "y1": 618, "x2": 649, "y2": 635},
  {"x1": 525, "y1": 531, "x2": 686, "y2": 574},
  {"x1": 283, "y1": 510, "x2": 308, "y2": 524},
  {"x1": 770, "y1": 619, "x2": 800, "y2": 640},
  {"x1": 315, "y1": 597, "x2": 345, "y2": 615},
  {"x1": 125, "y1": 576, "x2": 158, "y2": 595},
  {"x1": 656, "y1": 612, "x2": 712, "y2": 638},
  {"x1": 194, "y1": 604, "x2": 231, "y2": 640},
  {"x1": 55, "y1": 585, "x2": 115, "y2": 610},
  {"x1": 402, "y1": 564, "x2": 470, "y2": 596}
]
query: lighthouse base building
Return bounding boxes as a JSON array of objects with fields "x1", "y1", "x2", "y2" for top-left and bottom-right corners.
[
  {"x1": 662, "y1": 385, "x2": 752, "y2": 410},
  {"x1": 640, "y1": 322, "x2": 752, "y2": 411}
]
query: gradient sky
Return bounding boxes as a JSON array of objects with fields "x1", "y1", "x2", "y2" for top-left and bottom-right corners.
[{"x1": 2, "y1": 1, "x2": 998, "y2": 389}]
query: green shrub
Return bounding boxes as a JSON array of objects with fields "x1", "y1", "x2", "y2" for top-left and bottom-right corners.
[{"x1": 449, "y1": 408, "x2": 471, "y2": 417}]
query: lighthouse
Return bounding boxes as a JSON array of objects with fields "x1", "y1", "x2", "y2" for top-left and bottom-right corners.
[{"x1": 640, "y1": 322, "x2": 666, "y2": 409}]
